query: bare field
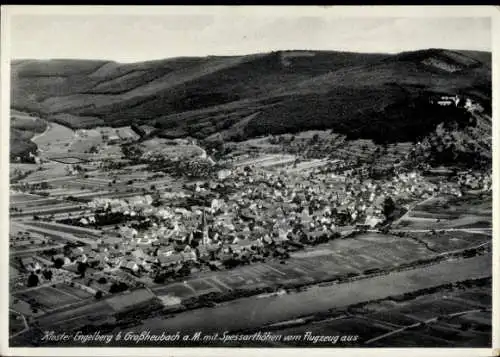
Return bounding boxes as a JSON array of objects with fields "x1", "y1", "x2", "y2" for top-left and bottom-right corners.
[{"x1": 32, "y1": 123, "x2": 74, "y2": 151}]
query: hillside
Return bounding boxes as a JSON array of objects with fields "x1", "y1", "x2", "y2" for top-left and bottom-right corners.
[
  {"x1": 11, "y1": 49, "x2": 491, "y2": 145},
  {"x1": 10, "y1": 110, "x2": 47, "y2": 160}
]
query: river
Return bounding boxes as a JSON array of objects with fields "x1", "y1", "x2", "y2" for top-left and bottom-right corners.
[{"x1": 125, "y1": 254, "x2": 491, "y2": 336}]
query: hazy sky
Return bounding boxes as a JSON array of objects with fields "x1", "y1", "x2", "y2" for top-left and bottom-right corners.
[{"x1": 9, "y1": 15, "x2": 491, "y2": 62}]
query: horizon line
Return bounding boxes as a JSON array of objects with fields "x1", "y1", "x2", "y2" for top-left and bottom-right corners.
[{"x1": 9, "y1": 47, "x2": 491, "y2": 64}]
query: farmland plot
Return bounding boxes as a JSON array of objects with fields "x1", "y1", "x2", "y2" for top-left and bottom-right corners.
[
  {"x1": 18, "y1": 162, "x2": 72, "y2": 182},
  {"x1": 10, "y1": 193, "x2": 47, "y2": 203},
  {"x1": 32, "y1": 123, "x2": 74, "y2": 151},
  {"x1": 36, "y1": 300, "x2": 112, "y2": 329},
  {"x1": 14, "y1": 286, "x2": 82, "y2": 311},
  {"x1": 404, "y1": 231, "x2": 490, "y2": 253}
]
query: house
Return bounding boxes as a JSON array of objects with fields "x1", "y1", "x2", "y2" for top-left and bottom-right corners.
[
  {"x1": 196, "y1": 245, "x2": 211, "y2": 261},
  {"x1": 76, "y1": 254, "x2": 88, "y2": 264},
  {"x1": 71, "y1": 247, "x2": 85, "y2": 257},
  {"x1": 122, "y1": 260, "x2": 140, "y2": 274},
  {"x1": 20, "y1": 257, "x2": 40, "y2": 272},
  {"x1": 92, "y1": 252, "x2": 109, "y2": 265},
  {"x1": 180, "y1": 250, "x2": 197, "y2": 262},
  {"x1": 217, "y1": 248, "x2": 234, "y2": 262},
  {"x1": 364, "y1": 215, "x2": 384, "y2": 228},
  {"x1": 217, "y1": 169, "x2": 232, "y2": 181},
  {"x1": 157, "y1": 245, "x2": 176, "y2": 257},
  {"x1": 108, "y1": 135, "x2": 120, "y2": 145},
  {"x1": 158, "y1": 253, "x2": 184, "y2": 267},
  {"x1": 230, "y1": 238, "x2": 255, "y2": 252},
  {"x1": 131, "y1": 248, "x2": 147, "y2": 261},
  {"x1": 102, "y1": 236, "x2": 123, "y2": 247},
  {"x1": 273, "y1": 232, "x2": 289, "y2": 245}
]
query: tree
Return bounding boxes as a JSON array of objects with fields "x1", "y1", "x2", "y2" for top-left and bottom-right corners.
[
  {"x1": 42, "y1": 270, "x2": 53, "y2": 281},
  {"x1": 383, "y1": 197, "x2": 396, "y2": 218},
  {"x1": 77, "y1": 262, "x2": 88, "y2": 277},
  {"x1": 27, "y1": 273, "x2": 39, "y2": 287},
  {"x1": 310, "y1": 134, "x2": 320, "y2": 144},
  {"x1": 95, "y1": 291, "x2": 103, "y2": 299},
  {"x1": 109, "y1": 282, "x2": 128, "y2": 294},
  {"x1": 98, "y1": 277, "x2": 107, "y2": 284}
]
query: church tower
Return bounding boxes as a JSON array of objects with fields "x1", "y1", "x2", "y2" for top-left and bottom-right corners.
[{"x1": 201, "y1": 208, "x2": 209, "y2": 245}]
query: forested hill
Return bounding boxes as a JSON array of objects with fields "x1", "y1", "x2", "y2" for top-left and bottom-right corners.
[{"x1": 11, "y1": 48, "x2": 491, "y2": 144}]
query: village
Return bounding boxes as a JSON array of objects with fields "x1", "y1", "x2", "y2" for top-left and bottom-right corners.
[
  {"x1": 8, "y1": 91, "x2": 492, "y2": 347},
  {"x1": 10, "y1": 140, "x2": 491, "y2": 300},
  {"x1": 6, "y1": 12, "x2": 494, "y2": 348}
]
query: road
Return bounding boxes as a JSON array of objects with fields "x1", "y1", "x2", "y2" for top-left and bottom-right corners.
[
  {"x1": 391, "y1": 194, "x2": 436, "y2": 227},
  {"x1": 30, "y1": 122, "x2": 50, "y2": 143},
  {"x1": 9, "y1": 309, "x2": 29, "y2": 338}
]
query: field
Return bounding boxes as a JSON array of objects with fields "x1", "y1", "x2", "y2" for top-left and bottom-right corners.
[
  {"x1": 13, "y1": 284, "x2": 92, "y2": 312},
  {"x1": 10, "y1": 201, "x2": 87, "y2": 218},
  {"x1": 12, "y1": 221, "x2": 98, "y2": 245},
  {"x1": 394, "y1": 193, "x2": 492, "y2": 230},
  {"x1": 10, "y1": 192, "x2": 88, "y2": 218},
  {"x1": 286, "y1": 158, "x2": 331, "y2": 173},
  {"x1": 9, "y1": 311, "x2": 26, "y2": 335},
  {"x1": 411, "y1": 194, "x2": 491, "y2": 218},
  {"x1": 27, "y1": 121, "x2": 140, "y2": 167},
  {"x1": 10, "y1": 192, "x2": 48, "y2": 203},
  {"x1": 234, "y1": 154, "x2": 296, "y2": 168},
  {"x1": 140, "y1": 139, "x2": 204, "y2": 159},
  {"x1": 11, "y1": 197, "x2": 64, "y2": 208},
  {"x1": 22, "y1": 288, "x2": 154, "y2": 335},
  {"x1": 16, "y1": 162, "x2": 72, "y2": 183},
  {"x1": 24, "y1": 221, "x2": 102, "y2": 238},
  {"x1": 34, "y1": 299, "x2": 113, "y2": 330},
  {"x1": 31, "y1": 123, "x2": 74, "y2": 153},
  {"x1": 50, "y1": 157, "x2": 87, "y2": 164},
  {"x1": 152, "y1": 232, "x2": 486, "y2": 300},
  {"x1": 98, "y1": 126, "x2": 140, "y2": 141},
  {"x1": 403, "y1": 231, "x2": 489, "y2": 253}
]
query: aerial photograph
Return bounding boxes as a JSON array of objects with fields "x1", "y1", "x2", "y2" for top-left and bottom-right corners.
[{"x1": 6, "y1": 9, "x2": 492, "y2": 348}]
